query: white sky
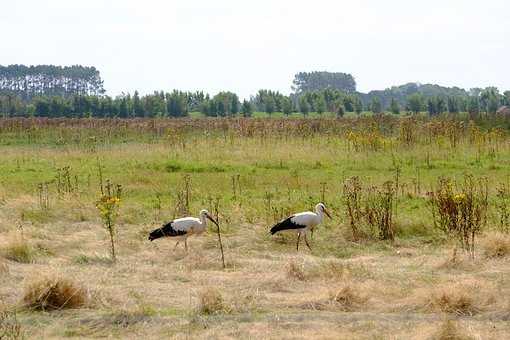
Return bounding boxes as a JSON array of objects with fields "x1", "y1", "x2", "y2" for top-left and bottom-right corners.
[{"x1": 2, "y1": 0, "x2": 509, "y2": 98}]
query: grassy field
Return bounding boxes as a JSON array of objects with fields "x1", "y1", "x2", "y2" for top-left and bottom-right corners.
[{"x1": 1, "y1": 116, "x2": 510, "y2": 339}]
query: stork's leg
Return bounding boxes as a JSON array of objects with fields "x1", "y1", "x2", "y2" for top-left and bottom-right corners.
[
  {"x1": 296, "y1": 233, "x2": 301, "y2": 251},
  {"x1": 174, "y1": 241, "x2": 180, "y2": 250},
  {"x1": 185, "y1": 238, "x2": 188, "y2": 252},
  {"x1": 311, "y1": 228, "x2": 314, "y2": 240},
  {"x1": 304, "y1": 233, "x2": 312, "y2": 251}
]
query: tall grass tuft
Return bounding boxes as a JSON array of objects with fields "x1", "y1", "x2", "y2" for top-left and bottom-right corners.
[
  {"x1": 198, "y1": 288, "x2": 229, "y2": 315},
  {"x1": 2, "y1": 239, "x2": 36, "y2": 264},
  {"x1": 22, "y1": 277, "x2": 87, "y2": 311},
  {"x1": 482, "y1": 233, "x2": 510, "y2": 258}
]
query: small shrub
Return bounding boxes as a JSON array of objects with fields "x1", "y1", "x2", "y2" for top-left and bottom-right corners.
[
  {"x1": 343, "y1": 176, "x2": 395, "y2": 241},
  {"x1": 328, "y1": 285, "x2": 367, "y2": 311},
  {"x1": 22, "y1": 277, "x2": 87, "y2": 311},
  {"x1": 96, "y1": 180, "x2": 122, "y2": 262},
  {"x1": 198, "y1": 288, "x2": 229, "y2": 315},
  {"x1": 364, "y1": 181, "x2": 395, "y2": 240},
  {"x1": 483, "y1": 233, "x2": 510, "y2": 258},
  {"x1": 2, "y1": 239, "x2": 36, "y2": 264},
  {"x1": 429, "y1": 175, "x2": 488, "y2": 258},
  {"x1": 343, "y1": 176, "x2": 363, "y2": 240},
  {"x1": 428, "y1": 287, "x2": 478, "y2": 316}
]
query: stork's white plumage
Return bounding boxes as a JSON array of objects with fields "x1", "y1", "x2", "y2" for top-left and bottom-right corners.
[
  {"x1": 270, "y1": 203, "x2": 331, "y2": 251},
  {"x1": 148, "y1": 209, "x2": 218, "y2": 251}
]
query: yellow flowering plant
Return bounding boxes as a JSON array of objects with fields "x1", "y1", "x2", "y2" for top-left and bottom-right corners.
[{"x1": 96, "y1": 181, "x2": 122, "y2": 262}]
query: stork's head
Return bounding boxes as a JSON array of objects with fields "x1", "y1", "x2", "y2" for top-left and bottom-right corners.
[
  {"x1": 200, "y1": 209, "x2": 219, "y2": 226},
  {"x1": 316, "y1": 202, "x2": 332, "y2": 219}
]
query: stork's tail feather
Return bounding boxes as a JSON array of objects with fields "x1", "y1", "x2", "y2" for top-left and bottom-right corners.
[
  {"x1": 148, "y1": 221, "x2": 186, "y2": 241},
  {"x1": 270, "y1": 216, "x2": 302, "y2": 235}
]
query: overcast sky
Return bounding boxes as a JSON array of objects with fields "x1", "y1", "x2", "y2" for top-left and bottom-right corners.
[{"x1": 2, "y1": 0, "x2": 509, "y2": 98}]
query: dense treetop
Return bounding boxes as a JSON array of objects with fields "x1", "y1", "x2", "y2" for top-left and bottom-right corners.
[
  {"x1": 0, "y1": 64, "x2": 104, "y2": 99},
  {"x1": 292, "y1": 71, "x2": 357, "y2": 93}
]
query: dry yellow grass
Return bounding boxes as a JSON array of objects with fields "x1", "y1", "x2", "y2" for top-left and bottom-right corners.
[
  {"x1": 0, "y1": 220, "x2": 508, "y2": 338},
  {"x1": 426, "y1": 283, "x2": 489, "y2": 316},
  {"x1": 482, "y1": 232, "x2": 510, "y2": 258},
  {"x1": 198, "y1": 288, "x2": 229, "y2": 315},
  {"x1": 22, "y1": 276, "x2": 88, "y2": 311},
  {"x1": 1, "y1": 237, "x2": 37, "y2": 264},
  {"x1": 432, "y1": 319, "x2": 474, "y2": 340},
  {"x1": 327, "y1": 285, "x2": 368, "y2": 311}
]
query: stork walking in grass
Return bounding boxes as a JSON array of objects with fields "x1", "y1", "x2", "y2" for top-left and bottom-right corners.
[
  {"x1": 148, "y1": 209, "x2": 219, "y2": 251},
  {"x1": 270, "y1": 203, "x2": 332, "y2": 251}
]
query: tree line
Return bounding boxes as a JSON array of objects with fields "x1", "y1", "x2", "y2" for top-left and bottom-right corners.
[
  {"x1": 2, "y1": 87, "x2": 508, "y2": 118},
  {"x1": 0, "y1": 65, "x2": 105, "y2": 100},
  {"x1": 1, "y1": 66, "x2": 509, "y2": 117}
]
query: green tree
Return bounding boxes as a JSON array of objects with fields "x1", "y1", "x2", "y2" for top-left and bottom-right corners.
[
  {"x1": 389, "y1": 98, "x2": 400, "y2": 115},
  {"x1": 118, "y1": 96, "x2": 129, "y2": 118},
  {"x1": 467, "y1": 96, "x2": 480, "y2": 116},
  {"x1": 133, "y1": 91, "x2": 144, "y2": 116},
  {"x1": 281, "y1": 97, "x2": 293, "y2": 115},
  {"x1": 241, "y1": 100, "x2": 253, "y2": 117},
  {"x1": 488, "y1": 95, "x2": 500, "y2": 114},
  {"x1": 504, "y1": 91, "x2": 510, "y2": 106},
  {"x1": 370, "y1": 97, "x2": 382, "y2": 114},
  {"x1": 334, "y1": 100, "x2": 345, "y2": 117},
  {"x1": 353, "y1": 97, "x2": 363, "y2": 115},
  {"x1": 265, "y1": 96, "x2": 275, "y2": 115},
  {"x1": 292, "y1": 71, "x2": 356, "y2": 93},
  {"x1": 407, "y1": 93, "x2": 423, "y2": 114},
  {"x1": 231, "y1": 94, "x2": 239, "y2": 114},
  {"x1": 315, "y1": 95, "x2": 326, "y2": 114},
  {"x1": 299, "y1": 96, "x2": 310, "y2": 116},
  {"x1": 447, "y1": 96, "x2": 459, "y2": 113}
]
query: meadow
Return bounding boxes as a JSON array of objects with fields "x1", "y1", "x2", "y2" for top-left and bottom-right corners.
[{"x1": 1, "y1": 115, "x2": 510, "y2": 339}]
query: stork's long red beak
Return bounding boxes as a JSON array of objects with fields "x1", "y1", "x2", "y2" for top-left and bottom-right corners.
[{"x1": 324, "y1": 209, "x2": 332, "y2": 219}]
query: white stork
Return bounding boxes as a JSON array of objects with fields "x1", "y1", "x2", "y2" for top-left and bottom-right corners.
[
  {"x1": 270, "y1": 203, "x2": 331, "y2": 251},
  {"x1": 148, "y1": 209, "x2": 218, "y2": 251}
]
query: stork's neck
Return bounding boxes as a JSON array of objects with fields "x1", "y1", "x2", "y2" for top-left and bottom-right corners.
[
  {"x1": 200, "y1": 214, "x2": 207, "y2": 225},
  {"x1": 315, "y1": 207, "x2": 324, "y2": 222}
]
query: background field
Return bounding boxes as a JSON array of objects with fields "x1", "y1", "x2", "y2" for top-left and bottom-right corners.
[{"x1": 1, "y1": 116, "x2": 510, "y2": 339}]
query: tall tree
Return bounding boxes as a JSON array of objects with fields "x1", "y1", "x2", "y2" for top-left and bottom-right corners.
[
  {"x1": 390, "y1": 98, "x2": 400, "y2": 115},
  {"x1": 315, "y1": 95, "x2": 326, "y2": 114},
  {"x1": 281, "y1": 97, "x2": 293, "y2": 115},
  {"x1": 370, "y1": 97, "x2": 382, "y2": 114},
  {"x1": 133, "y1": 91, "x2": 144, "y2": 116},
  {"x1": 353, "y1": 96, "x2": 363, "y2": 115},
  {"x1": 241, "y1": 100, "x2": 253, "y2": 117},
  {"x1": 407, "y1": 93, "x2": 424, "y2": 114},
  {"x1": 292, "y1": 71, "x2": 356, "y2": 93},
  {"x1": 299, "y1": 96, "x2": 310, "y2": 116}
]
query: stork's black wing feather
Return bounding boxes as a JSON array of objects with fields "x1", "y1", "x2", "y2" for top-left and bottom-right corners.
[
  {"x1": 148, "y1": 221, "x2": 187, "y2": 241},
  {"x1": 270, "y1": 215, "x2": 305, "y2": 235}
]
